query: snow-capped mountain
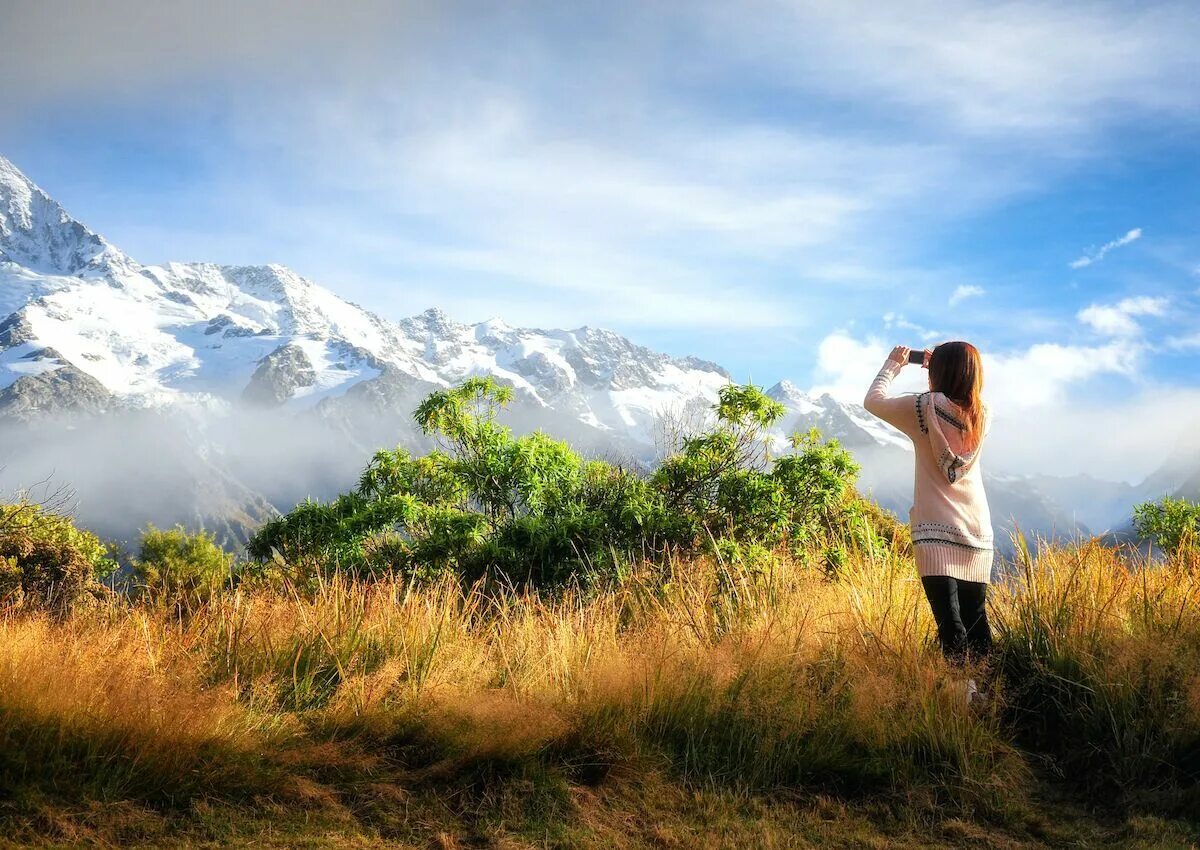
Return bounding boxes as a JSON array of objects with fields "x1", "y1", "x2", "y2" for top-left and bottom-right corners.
[
  {"x1": 0, "y1": 154, "x2": 1171, "y2": 545},
  {"x1": 766, "y1": 379, "x2": 909, "y2": 452},
  {"x1": 0, "y1": 155, "x2": 738, "y2": 446}
]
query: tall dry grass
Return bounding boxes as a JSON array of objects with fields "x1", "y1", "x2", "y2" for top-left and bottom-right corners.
[
  {"x1": 0, "y1": 611, "x2": 282, "y2": 804},
  {"x1": 2, "y1": 534, "x2": 1198, "y2": 824},
  {"x1": 994, "y1": 538, "x2": 1200, "y2": 808}
]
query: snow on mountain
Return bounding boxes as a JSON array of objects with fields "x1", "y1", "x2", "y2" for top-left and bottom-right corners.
[
  {"x1": 0, "y1": 154, "x2": 743, "y2": 449},
  {"x1": 766, "y1": 379, "x2": 911, "y2": 452},
  {"x1": 0, "y1": 156, "x2": 132, "y2": 277}
]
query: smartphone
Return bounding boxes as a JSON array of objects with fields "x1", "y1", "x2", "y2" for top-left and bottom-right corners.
[{"x1": 907, "y1": 349, "x2": 927, "y2": 365}]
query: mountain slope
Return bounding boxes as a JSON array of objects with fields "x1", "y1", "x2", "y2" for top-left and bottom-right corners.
[{"x1": 0, "y1": 156, "x2": 131, "y2": 277}]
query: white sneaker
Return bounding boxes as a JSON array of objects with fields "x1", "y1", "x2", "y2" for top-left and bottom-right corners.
[{"x1": 965, "y1": 677, "x2": 978, "y2": 706}]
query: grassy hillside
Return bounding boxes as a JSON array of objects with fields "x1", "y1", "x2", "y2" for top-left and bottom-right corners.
[
  {"x1": 2, "y1": 534, "x2": 1199, "y2": 847},
  {"x1": 2, "y1": 382, "x2": 1199, "y2": 847}
]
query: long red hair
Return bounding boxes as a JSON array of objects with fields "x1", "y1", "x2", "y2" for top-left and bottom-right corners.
[{"x1": 927, "y1": 341, "x2": 985, "y2": 450}]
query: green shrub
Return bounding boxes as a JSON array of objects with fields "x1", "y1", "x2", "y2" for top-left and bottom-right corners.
[
  {"x1": 248, "y1": 378, "x2": 869, "y2": 588},
  {"x1": 134, "y1": 525, "x2": 235, "y2": 606},
  {"x1": 1133, "y1": 496, "x2": 1200, "y2": 555},
  {"x1": 0, "y1": 502, "x2": 115, "y2": 613}
]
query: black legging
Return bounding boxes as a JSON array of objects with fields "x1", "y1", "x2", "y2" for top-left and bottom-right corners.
[{"x1": 921, "y1": 575, "x2": 992, "y2": 664}]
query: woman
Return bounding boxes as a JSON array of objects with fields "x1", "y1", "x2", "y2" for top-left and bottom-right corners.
[{"x1": 863, "y1": 341, "x2": 994, "y2": 676}]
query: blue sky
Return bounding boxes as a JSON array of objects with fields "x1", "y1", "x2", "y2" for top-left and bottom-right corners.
[{"x1": 2, "y1": 0, "x2": 1199, "y2": 478}]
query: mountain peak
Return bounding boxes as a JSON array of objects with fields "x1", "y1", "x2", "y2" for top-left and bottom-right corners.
[
  {"x1": 0, "y1": 155, "x2": 32, "y2": 195},
  {"x1": 766, "y1": 379, "x2": 811, "y2": 401},
  {"x1": 406, "y1": 306, "x2": 466, "y2": 338},
  {"x1": 474, "y1": 316, "x2": 516, "y2": 343},
  {"x1": 0, "y1": 155, "x2": 127, "y2": 276}
]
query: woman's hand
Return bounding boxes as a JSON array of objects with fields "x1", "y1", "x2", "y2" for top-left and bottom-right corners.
[{"x1": 888, "y1": 345, "x2": 911, "y2": 365}]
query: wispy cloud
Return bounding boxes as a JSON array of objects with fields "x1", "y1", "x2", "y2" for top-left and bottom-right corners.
[
  {"x1": 1077, "y1": 295, "x2": 1167, "y2": 336},
  {"x1": 212, "y1": 78, "x2": 1030, "y2": 330},
  {"x1": 1167, "y1": 332, "x2": 1200, "y2": 350},
  {"x1": 705, "y1": 2, "x2": 1200, "y2": 136},
  {"x1": 1070, "y1": 228, "x2": 1143, "y2": 269},
  {"x1": 948, "y1": 284, "x2": 986, "y2": 306},
  {"x1": 882, "y1": 312, "x2": 939, "y2": 341}
]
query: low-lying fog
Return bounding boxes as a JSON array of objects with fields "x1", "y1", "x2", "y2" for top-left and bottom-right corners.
[{"x1": 0, "y1": 395, "x2": 1191, "y2": 554}]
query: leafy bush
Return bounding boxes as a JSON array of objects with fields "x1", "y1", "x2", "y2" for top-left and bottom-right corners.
[
  {"x1": 133, "y1": 525, "x2": 236, "y2": 606},
  {"x1": 1133, "y1": 496, "x2": 1200, "y2": 555},
  {"x1": 0, "y1": 502, "x2": 115, "y2": 613},
  {"x1": 248, "y1": 378, "x2": 868, "y2": 588}
]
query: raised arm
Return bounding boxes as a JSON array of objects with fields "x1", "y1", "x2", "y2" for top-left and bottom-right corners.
[{"x1": 863, "y1": 346, "x2": 921, "y2": 437}]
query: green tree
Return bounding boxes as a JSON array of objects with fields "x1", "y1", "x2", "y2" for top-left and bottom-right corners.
[
  {"x1": 1133, "y1": 497, "x2": 1200, "y2": 555},
  {"x1": 248, "y1": 379, "x2": 868, "y2": 589},
  {"x1": 0, "y1": 502, "x2": 115, "y2": 613},
  {"x1": 133, "y1": 525, "x2": 236, "y2": 606}
]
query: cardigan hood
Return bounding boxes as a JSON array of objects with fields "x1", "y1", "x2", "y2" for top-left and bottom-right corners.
[{"x1": 919, "y1": 392, "x2": 985, "y2": 485}]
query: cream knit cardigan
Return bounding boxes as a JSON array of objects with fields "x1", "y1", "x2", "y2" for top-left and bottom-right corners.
[{"x1": 864, "y1": 358, "x2": 994, "y2": 584}]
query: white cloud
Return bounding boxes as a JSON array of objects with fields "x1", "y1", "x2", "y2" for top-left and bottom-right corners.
[
  {"x1": 3, "y1": 0, "x2": 1197, "y2": 354},
  {"x1": 30, "y1": 0, "x2": 1186, "y2": 337},
  {"x1": 809, "y1": 331, "x2": 931, "y2": 402},
  {"x1": 810, "y1": 330, "x2": 1142, "y2": 412},
  {"x1": 215, "y1": 83, "x2": 1013, "y2": 330},
  {"x1": 986, "y1": 341, "x2": 1142, "y2": 408},
  {"x1": 948, "y1": 284, "x2": 986, "y2": 306},
  {"x1": 1077, "y1": 296, "x2": 1167, "y2": 336},
  {"x1": 1070, "y1": 228, "x2": 1143, "y2": 269},
  {"x1": 807, "y1": 329, "x2": 1177, "y2": 483},
  {"x1": 810, "y1": 332, "x2": 886, "y2": 401},
  {"x1": 810, "y1": 332, "x2": 891, "y2": 402},
  {"x1": 984, "y1": 386, "x2": 1200, "y2": 483}
]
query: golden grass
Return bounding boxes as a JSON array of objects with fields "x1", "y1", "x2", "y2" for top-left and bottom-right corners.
[
  {"x1": 2, "y1": 534, "x2": 1199, "y2": 844},
  {"x1": 0, "y1": 611, "x2": 282, "y2": 804},
  {"x1": 993, "y1": 538, "x2": 1200, "y2": 800}
]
